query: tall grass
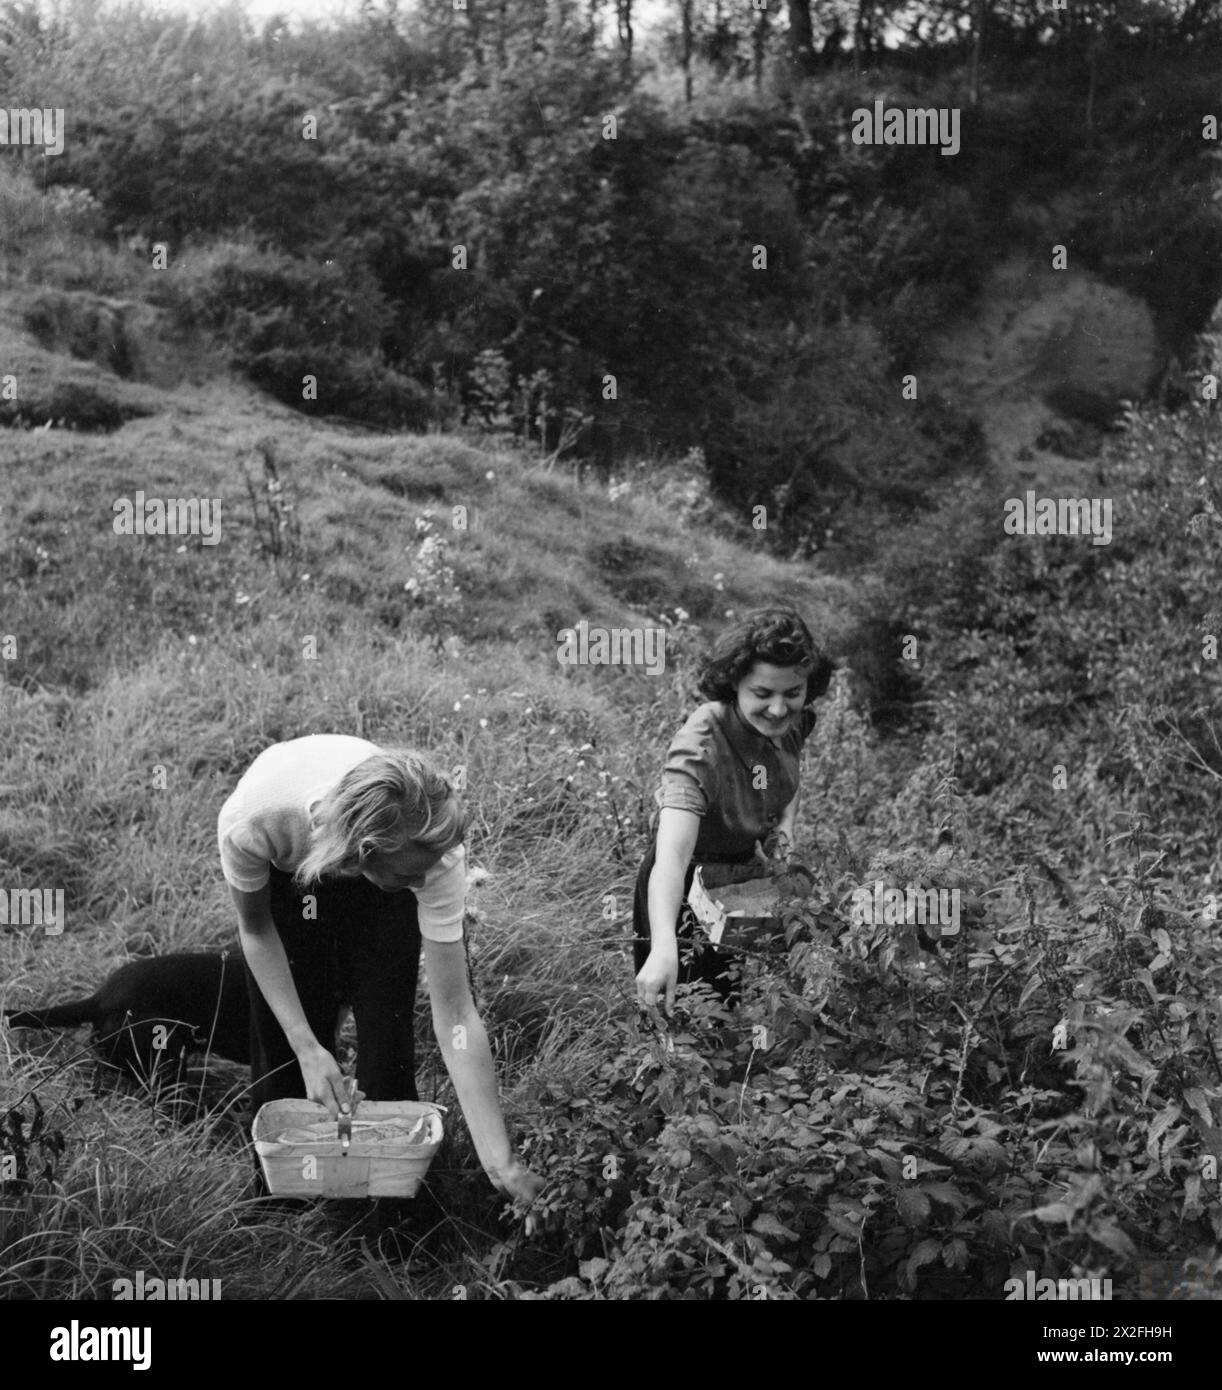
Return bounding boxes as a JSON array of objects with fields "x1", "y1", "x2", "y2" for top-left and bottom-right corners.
[{"x1": 0, "y1": 371, "x2": 869, "y2": 1296}]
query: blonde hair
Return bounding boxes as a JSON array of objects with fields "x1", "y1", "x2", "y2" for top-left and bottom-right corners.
[{"x1": 293, "y1": 748, "x2": 466, "y2": 886}]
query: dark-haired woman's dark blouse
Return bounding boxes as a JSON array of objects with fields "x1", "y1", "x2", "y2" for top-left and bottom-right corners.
[{"x1": 655, "y1": 702, "x2": 817, "y2": 861}]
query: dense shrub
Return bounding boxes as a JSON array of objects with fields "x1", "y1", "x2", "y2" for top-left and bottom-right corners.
[
  {"x1": 505, "y1": 838, "x2": 1222, "y2": 1299},
  {"x1": 8, "y1": 0, "x2": 1214, "y2": 515},
  {"x1": 0, "y1": 379, "x2": 149, "y2": 432},
  {"x1": 856, "y1": 399, "x2": 1222, "y2": 870},
  {"x1": 158, "y1": 240, "x2": 433, "y2": 425}
]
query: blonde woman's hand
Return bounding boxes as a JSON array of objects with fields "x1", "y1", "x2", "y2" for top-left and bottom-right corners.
[
  {"x1": 296, "y1": 1042, "x2": 359, "y2": 1118},
  {"x1": 636, "y1": 945, "x2": 679, "y2": 1019},
  {"x1": 488, "y1": 1156, "x2": 545, "y2": 1203}
]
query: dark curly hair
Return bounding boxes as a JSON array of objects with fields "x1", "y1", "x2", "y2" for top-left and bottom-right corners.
[{"x1": 696, "y1": 607, "x2": 834, "y2": 708}]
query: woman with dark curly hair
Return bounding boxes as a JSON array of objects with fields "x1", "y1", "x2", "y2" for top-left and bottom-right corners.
[{"x1": 633, "y1": 607, "x2": 833, "y2": 1015}]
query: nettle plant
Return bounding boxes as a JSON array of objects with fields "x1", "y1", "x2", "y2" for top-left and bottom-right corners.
[{"x1": 500, "y1": 833, "x2": 1222, "y2": 1299}]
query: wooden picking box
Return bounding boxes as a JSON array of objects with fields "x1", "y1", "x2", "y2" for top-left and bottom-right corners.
[
  {"x1": 688, "y1": 866, "x2": 785, "y2": 950},
  {"x1": 253, "y1": 1099, "x2": 444, "y2": 1199}
]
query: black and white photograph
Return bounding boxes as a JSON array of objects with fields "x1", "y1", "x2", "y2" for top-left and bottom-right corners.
[{"x1": 1, "y1": 0, "x2": 1221, "y2": 1346}]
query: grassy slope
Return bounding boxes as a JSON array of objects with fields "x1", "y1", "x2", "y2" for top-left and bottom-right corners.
[
  {"x1": 4, "y1": 55, "x2": 1216, "y2": 1292},
  {"x1": 0, "y1": 287, "x2": 872, "y2": 1296}
]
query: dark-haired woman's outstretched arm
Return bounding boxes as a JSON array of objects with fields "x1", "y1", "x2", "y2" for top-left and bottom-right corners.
[{"x1": 636, "y1": 807, "x2": 700, "y2": 1018}]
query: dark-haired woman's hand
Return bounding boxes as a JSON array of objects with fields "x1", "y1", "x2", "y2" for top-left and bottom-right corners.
[
  {"x1": 761, "y1": 829, "x2": 793, "y2": 870},
  {"x1": 636, "y1": 946, "x2": 679, "y2": 1018}
]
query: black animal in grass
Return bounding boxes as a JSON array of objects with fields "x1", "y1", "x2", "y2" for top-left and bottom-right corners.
[{"x1": 4, "y1": 951, "x2": 251, "y2": 1085}]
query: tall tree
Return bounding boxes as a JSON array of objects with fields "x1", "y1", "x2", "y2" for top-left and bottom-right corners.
[
  {"x1": 968, "y1": 0, "x2": 986, "y2": 105},
  {"x1": 617, "y1": 0, "x2": 632, "y2": 76},
  {"x1": 753, "y1": 0, "x2": 770, "y2": 88},
  {"x1": 787, "y1": 0, "x2": 816, "y2": 74},
  {"x1": 680, "y1": 0, "x2": 693, "y2": 102},
  {"x1": 853, "y1": 0, "x2": 879, "y2": 70}
]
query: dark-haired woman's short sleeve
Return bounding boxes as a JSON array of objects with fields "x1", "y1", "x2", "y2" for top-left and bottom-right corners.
[{"x1": 657, "y1": 725, "x2": 719, "y2": 817}]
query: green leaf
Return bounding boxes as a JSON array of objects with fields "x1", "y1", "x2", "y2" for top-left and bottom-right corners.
[
  {"x1": 1024, "y1": 1201, "x2": 1074, "y2": 1225},
  {"x1": 1146, "y1": 1103, "x2": 1183, "y2": 1156},
  {"x1": 942, "y1": 1237, "x2": 968, "y2": 1269},
  {"x1": 827, "y1": 1211, "x2": 865, "y2": 1239},
  {"x1": 905, "y1": 1238, "x2": 942, "y2": 1285},
  {"x1": 981, "y1": 1210, "x2": 1011, "y2": 1244},
  {"x1": 871, "y1": 1149, "x2": 904, "y2": 1180},
  {"x1": 751, "y1": 1212, "x2": 800, "y2": 1242},
  {"x1": 1086, "y1": 1219, "x2": 1136, "y2": 1260},
  {"x1": 922, "y1": 1182, "x2": 968, "y2": 1213},
  {"x1": 896, "y1": 1187, "x2": 931, "y2": 1227},
  {"x1": 1018, "y1": 972, "x2": 1044, "y2": 1009},
  {"x1": 1183, "y1": 1089, "x2": 1214, "y2": 1127}
]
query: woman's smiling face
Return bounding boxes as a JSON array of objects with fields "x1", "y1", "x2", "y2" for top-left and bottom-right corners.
[{"x1": 735, "y1": 662, "x2": 809, "y2": 741}]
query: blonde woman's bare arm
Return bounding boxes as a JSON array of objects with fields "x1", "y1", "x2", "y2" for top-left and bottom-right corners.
[
  {"x1": 423, "y1": 936, "x2": 543, "y2": 1201},
  {"x1": 230, "y1": 884, "x2": 350, "y2": 1116}
]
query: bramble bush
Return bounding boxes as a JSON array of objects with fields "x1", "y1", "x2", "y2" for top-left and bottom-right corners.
[
  {"x1": 475, "y1": 397, "x2": 1222, "y2": 1300},
  {"x1": 491, "y1": 829, "x2": 1222, "y2": 1299}
]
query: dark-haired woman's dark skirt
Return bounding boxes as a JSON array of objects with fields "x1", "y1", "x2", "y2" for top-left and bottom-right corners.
[{"x1": 631, "y1": 845, "x2": 752, "y2": 1006}]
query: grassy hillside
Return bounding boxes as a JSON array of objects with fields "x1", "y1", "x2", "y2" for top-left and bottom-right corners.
[
  {"x1": 4, "y1": 14, "x2": 1222, "y2": 1302},
  {"x1": 5, "y1": 292, "x2": 1222, "y2": 1297},
  {"x1": 0, "y1": 281, "x2": 890, "y2": 1296}
]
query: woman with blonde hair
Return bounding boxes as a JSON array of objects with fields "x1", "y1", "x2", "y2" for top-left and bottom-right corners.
[{"x1": 219, "y1": 734, "x2": 541, "y2": 1201}]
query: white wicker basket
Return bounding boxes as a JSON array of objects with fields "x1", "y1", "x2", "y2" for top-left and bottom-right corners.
[{"x1": 253, "y1": 1099, "x2": 444, "y2": 1198}]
